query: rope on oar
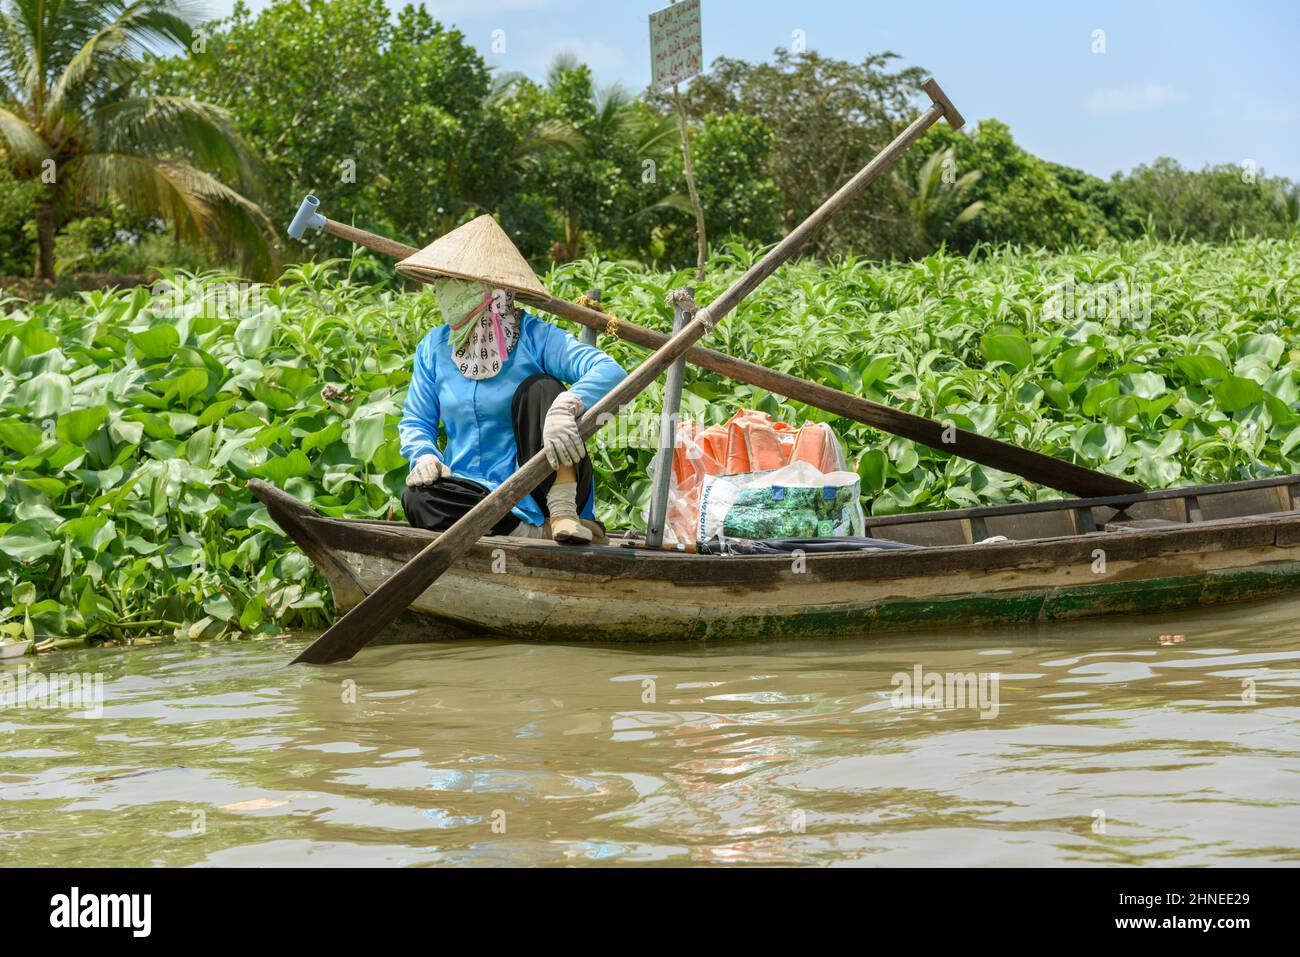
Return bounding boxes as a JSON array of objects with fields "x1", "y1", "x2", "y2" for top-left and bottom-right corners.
[
  {"x1": 574, "y1": 293, "x2": 622, "y2": 338},
  {"x1": 667, "y1": 287, "x2": 713, "y2": 331}
]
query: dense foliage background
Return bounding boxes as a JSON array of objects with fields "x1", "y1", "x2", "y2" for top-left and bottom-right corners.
[
  {"x1": 3, "y1": 0, "x2": 1297, "y2": 281},
  {"x1": 3, "y1": 236, "x2": 1299, "y2": 646}
]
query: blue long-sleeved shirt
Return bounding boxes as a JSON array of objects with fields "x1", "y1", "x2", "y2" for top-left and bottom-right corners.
[{"x1": 399, "y1": 311, "x2": 627, "y2": 525}]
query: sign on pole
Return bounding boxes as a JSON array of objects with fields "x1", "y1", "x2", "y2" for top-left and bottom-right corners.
[{"x1": 649, "y1": 0, "x2": 702, "y2": 92}]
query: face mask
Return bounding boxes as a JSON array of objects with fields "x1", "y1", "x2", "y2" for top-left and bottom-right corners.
[
  {"x1": 435, "y1": 278, "x2": 490, "y2": 352},
  {"x1": 434, "y1": 278, "x2": 518, "y2": 379}
]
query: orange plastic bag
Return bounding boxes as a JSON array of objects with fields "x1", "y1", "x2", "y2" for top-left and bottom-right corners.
[{"x1": 657, "y1": 410, "x2": 854, "y2": 545}]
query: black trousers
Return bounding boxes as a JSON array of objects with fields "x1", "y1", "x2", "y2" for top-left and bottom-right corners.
[{"x1": 401, "y1": 374, "x2": 593, "y2": 534}]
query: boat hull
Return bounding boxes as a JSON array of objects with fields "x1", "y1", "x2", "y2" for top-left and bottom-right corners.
[
  {"x1": 249, "y1": 476, "x2": 1300, "y2": 644},
  {"x1": 338, "y1": 540, "x2": 1300, "y2": 644}
]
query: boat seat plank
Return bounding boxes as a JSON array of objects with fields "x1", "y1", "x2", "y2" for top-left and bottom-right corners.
[
  {"x1": 1197, "y1": 485, "x2": 1294, "y2": 521},
  {"x1": 871, "y1": 520, "x2": 968, "y2": 547},
  {"x1": 984, "y1": 510, "x2": 1076, "y2": 541}
]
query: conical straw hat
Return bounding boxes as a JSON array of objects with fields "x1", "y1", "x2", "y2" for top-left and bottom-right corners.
[{"x1": 396, "y1": 215, "x2": 548, "y2": 299}]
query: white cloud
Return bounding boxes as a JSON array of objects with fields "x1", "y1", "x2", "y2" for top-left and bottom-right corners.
[{"x1": 1084, "y1": 83, "x2": 1183, "y2": 114}]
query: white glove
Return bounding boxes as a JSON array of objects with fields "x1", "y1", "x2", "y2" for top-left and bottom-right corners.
[
  {"x1": 542, "y1": 391, "x2": 585, "y2": 468},
  {"x1": 406, "y1": 454, "x2": 451, "y2": 487}
]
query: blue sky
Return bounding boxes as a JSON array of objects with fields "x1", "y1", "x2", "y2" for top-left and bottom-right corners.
[{"x1": 207, "y1": 0, "x2": 1300, "y2": 181}]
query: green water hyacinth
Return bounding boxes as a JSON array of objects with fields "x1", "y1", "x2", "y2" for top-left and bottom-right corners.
[{"x1": 1, "y1": 235, "x2": 1298, "y2": 647}]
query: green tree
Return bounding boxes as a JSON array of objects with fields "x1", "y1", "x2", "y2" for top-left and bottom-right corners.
[
  {"x1": 654, "y1": 112, "x2": 779, "y2": 262},
  {"x1": 1047, "y1": 162, "x2": 1145, "y2": 239},
  {"x1": 514, "y1": 56, "x2": 683, "y2": 263},
  {"x1": 0, "y1": 0, "x2": 273, "y2": 279},
  {"x1": 164, "y1": 0, "x2": 540, "y2": 262},
  {"x1": 1116, "y1": 157, "x2": 1294, "y2": 242},
  {"x1": 0, "y1": 161, "x2": 35, "y2": 273},
  {"x1": 919, "y1": 119, "x2": 1106, "y2": 251},
  {"x1": 680, "y1": 49, "x2": 927, "y2": 258}
]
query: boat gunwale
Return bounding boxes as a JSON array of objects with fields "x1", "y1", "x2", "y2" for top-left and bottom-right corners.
[{"x1": 299, "y1": 507, "x2": 1300, "y2": 583}]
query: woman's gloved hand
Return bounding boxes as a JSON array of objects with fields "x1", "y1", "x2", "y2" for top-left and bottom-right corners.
[
  {"x1": 406, "y1": 454, "x2": 451, "y2": 487},
  {"x1": 542, "y1": 391, "x2": 586, "y2": 467}
]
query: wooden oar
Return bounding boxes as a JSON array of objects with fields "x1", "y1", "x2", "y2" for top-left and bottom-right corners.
[
  {"x1": 290, "y1": 77, "x2": 977, "y2": 664},
  {"x1": 292, "y1": 207, "x2": 1139, "y2": 497}
]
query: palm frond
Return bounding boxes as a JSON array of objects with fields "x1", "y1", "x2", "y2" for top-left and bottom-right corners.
[
  {"x1": 63, "y1": 151, "x2": 278, "y2": 278},
  {"x1": 546, "y1": 51, "x2": 581, "y2": 89},
  {"x1": 45, "y1": 0, "x2": 201, "y2": 121},
  {"x1": 88, "y1": 94, "x2": 266, "y2": 195},
  {"x1": 0, "y1": 104, "x2": 49, "y2": 170}
]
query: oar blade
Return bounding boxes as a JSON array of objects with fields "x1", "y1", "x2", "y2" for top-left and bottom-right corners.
[{"x1": 291, "y1": 544, "x2": 458, "y2": 664}]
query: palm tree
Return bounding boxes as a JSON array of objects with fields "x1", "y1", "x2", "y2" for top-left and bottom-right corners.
[
  {"x1": 0, "y1": 0, "x2": 274, "y2": 280},
  {"x1": 894, "y1": 146, "x2": 985, "y2": 253}
]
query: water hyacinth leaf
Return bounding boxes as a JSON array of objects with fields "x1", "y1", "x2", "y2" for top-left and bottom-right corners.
[
  {"x1": 183, "y1": 426, "x2": 215, "y2": 467},
  {"x1": 56, "y1": 406, "x2": 109, "y2": 445},
  {"x1": 108, "y1": 413, "x2": 145, "y2": 447},
  {"x1": 1212, "y1": 376, "x2": 1264, "y2": 413},
  {"x1": 0, "y1": 418, "x2": 44, "y2": 455},
  {"x1": 346, "y1": 409, "x2": 389, "y2": 462},
  {"x1": 204, "y1": 593, "x2": 237, "y2": 623},
  {"x1": 239, "y1": 594, "x2": 267, "y2": 630},
  {"x1": 58, "y1": 515, "x2": 116, "y2": 552},
  {"x1": 124, "y1": 535, "x2": 164, "y2": 555},
  {"x1": 1052, "y1": 345, "x2": 1101, "y2": 383},
  {"x1": 0, "y1": 520, "x2": 61, "y2": 560},
  {"x1": 16, "y1": 476, "x2": 68, "y2": 497},
  {"x1": 302, "y1": 420, "x2": 344, "y2": 454},
  {"x1": 1173, "y1": 353, "x2": 1231, "y2": 384},
  {"x1": 164, "y1": 369, "x2": 209, "y2": 405},
  {"x1": 1071, "y1": 423, "x2": 1127, "y2": 462},
  {"x1": 1039, "y1": 380, "x2": 1072, "y2": 410},
  {"x1": 979, "y1": 329, "x2": 1033, "y2": 371},
  {"x1": 855, "y1": 452, "x2": 893, "y2": 503},
  {"x1": 18, "y1": 372, "x2": 73, "y2": 417},
  {"x1": 1264, "y1": 367, "x2": 1299, "y2": 405},
  {"x1": 1239, "y1": 333, "x2": 1284, "y2": 365},
  {"x1": 1120, "y1": 372, "x2": 1166, "y2": 400},
  {"x1": 235, "y1": 314, "x2": 274, "y2": 358},
  {"x1": 15, "y1": 318, "x2": 58, "y2": 355},
  {"x1": 1081, "y1": 380, "x2": 1119, "y2": 416},
  {"x1": 196, "y1": 398, "x2": 238, "y2": 427},
  {"x1": 253, "y1": 450, "x2": 313, "y2": 484},
  {"x1": 130, "y1": 325, "x2": 181, "y2": 361}
]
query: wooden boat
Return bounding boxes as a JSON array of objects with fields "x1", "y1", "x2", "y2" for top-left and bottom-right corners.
[{"x1": 250, "y1": 475, "x2": 1300, "y2": 644}]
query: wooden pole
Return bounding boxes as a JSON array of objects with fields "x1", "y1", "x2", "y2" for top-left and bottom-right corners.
[
  {"x1": 645, "y1": 288, "x2": 692, "y2": 547},
  {"x1": 673, "y1": 86, "x2": 707, "y2": 280},
  {"x1": 289, "y1": 77, "x2": 976, "y2": 665}
]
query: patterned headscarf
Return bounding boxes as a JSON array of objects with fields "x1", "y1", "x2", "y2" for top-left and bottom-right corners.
[{"x1": 435, "y1": 278, "x2": 520, "y2": 380}]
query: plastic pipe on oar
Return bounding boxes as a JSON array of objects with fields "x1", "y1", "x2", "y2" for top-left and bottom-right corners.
[{"x1": 287, "y1": 77, "x2": 982, "y2": 666}]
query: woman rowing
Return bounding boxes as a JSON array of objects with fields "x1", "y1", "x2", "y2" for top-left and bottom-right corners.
[{"x1": 394, "y1": 215, "x2": 626, "y2": 544}]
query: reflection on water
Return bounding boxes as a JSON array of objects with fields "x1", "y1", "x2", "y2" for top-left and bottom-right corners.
[{"x1": 2, "y1": 597, "x2": 1299, "y2": 866}]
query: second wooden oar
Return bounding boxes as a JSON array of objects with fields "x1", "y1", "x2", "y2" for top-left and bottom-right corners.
[{"x1": 290, "y1": 77, "x2": 971, "y2": 665}]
